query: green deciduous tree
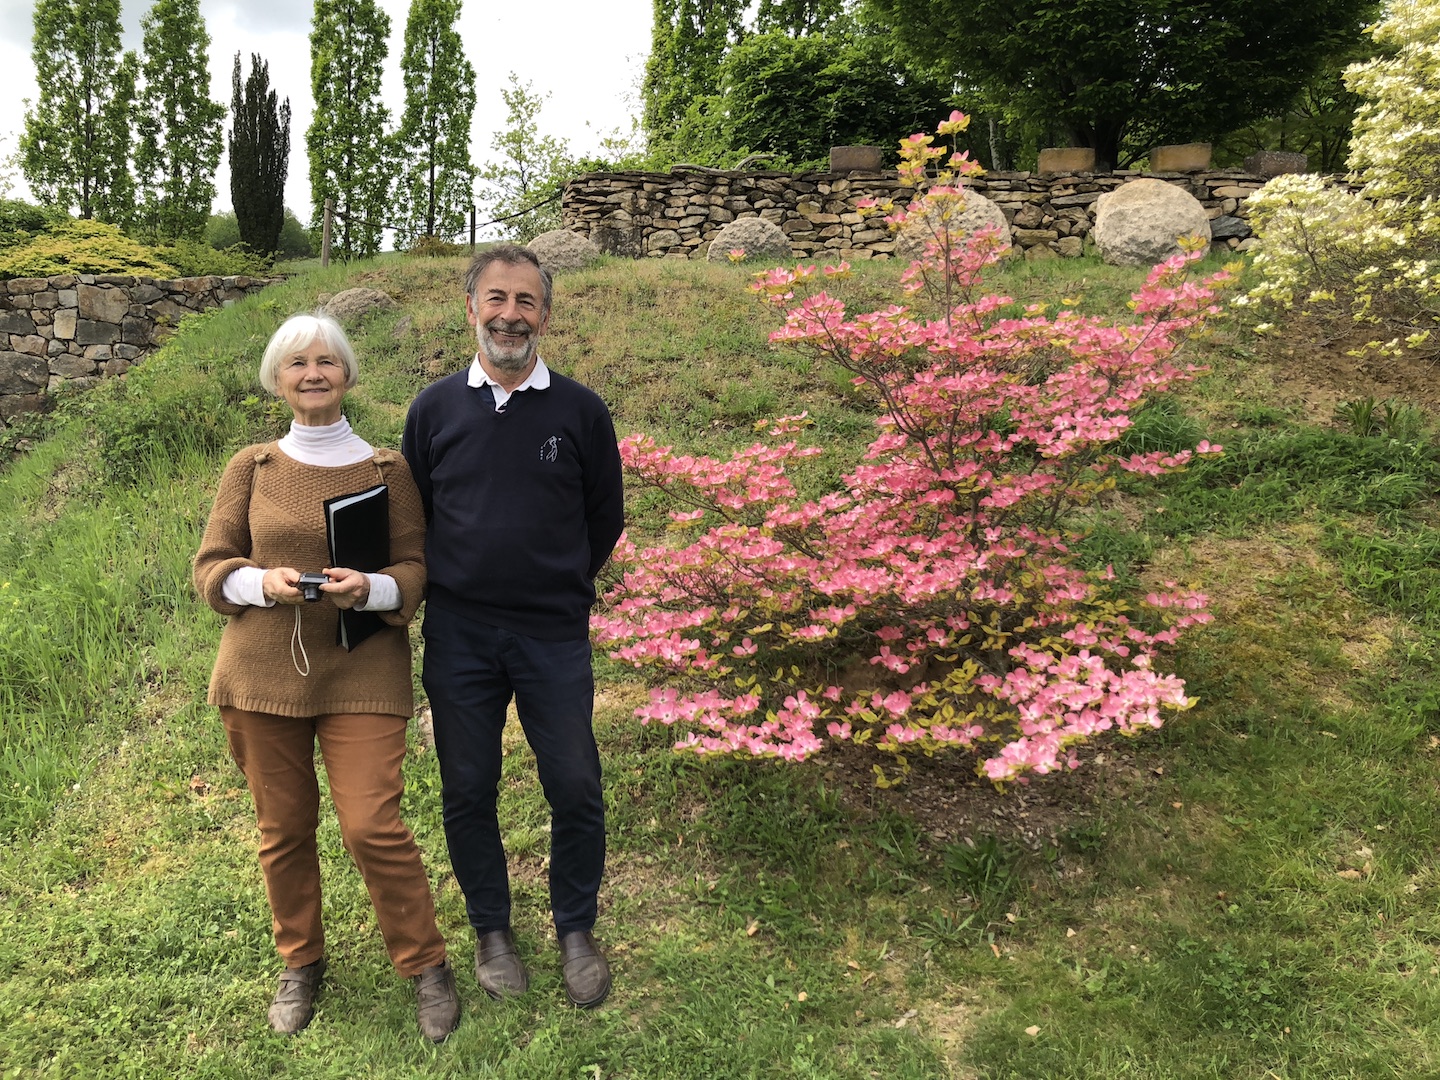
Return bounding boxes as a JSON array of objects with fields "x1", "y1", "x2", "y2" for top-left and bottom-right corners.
[
  {"x1": 723, "y1": 30, "x2": 951, "y2": 166},
  {"x1": 308, "y1": 0, "x2": 394, "y2": 259},
  {"x1": 133, "y1": 0, "x2": 227, "y2": 241},
  {"x1": 865, "y1": 0, "x2": 1379, "y2": 169},
  {"x1": 477, "y1": 73, "x2": 570, "y2": 242},
  {"x1": 229, "y1": 53, "x2": 291, "y2": 255},
  {"x1": 394, "y1": 0, "x2": 476, "y2": 248},
  {"x1": 20, "y1": 0, "x2": 135, "y2": 220},
  {"x1": 643, "y1": 0, "x2": 748, "y2": 152}
]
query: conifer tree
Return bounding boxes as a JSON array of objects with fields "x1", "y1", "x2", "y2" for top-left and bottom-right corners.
[
  {"x1": 134, "y1": 0, "x2": 227, "y2": 241},
  {"x1": 20, "y1": 0, "x2": 134, "y2": 220},
  {"x1": 394, "y1": 0, "x2": 476, "y2": 248},
  {"x1": 229, "y1": 53, "x2": 292, "y2": 254},
  {"x1": 308, "y1": 0, "x2": 395, "y2": 259}
]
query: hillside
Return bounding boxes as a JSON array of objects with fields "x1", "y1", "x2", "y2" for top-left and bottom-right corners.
[{"x1": 3, "y1": 252, "x2": 1440, "y2": 1078}]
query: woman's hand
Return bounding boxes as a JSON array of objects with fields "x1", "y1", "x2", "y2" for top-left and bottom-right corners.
[
  {"x1": 262, "y1": 567, "x2": 307, "y2": 605},
  {"x1": 321, "y1": 567, "x2": 371, "y2": 610}
]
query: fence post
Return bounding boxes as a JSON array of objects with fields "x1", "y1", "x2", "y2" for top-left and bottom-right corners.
[
  {"x1": 469, "y1": 206, "x2": 476, "y2": 253},
  {"x1": 321, "y1": 198, "x2": 333, "y2": 268}
]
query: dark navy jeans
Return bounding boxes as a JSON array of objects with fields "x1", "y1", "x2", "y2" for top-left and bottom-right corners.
[{"x1": 421, "y1": 603, "x2": 605, "y2": 937}]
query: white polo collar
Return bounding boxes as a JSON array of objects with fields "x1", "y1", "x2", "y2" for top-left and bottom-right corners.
[{"x1": 467, "y1": 353, "x2": 550, "y2": 410}]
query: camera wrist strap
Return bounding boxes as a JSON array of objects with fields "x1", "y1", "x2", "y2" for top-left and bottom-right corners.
[{"x1": 291, "y1": 606, "x2": 311, "y2": 677}]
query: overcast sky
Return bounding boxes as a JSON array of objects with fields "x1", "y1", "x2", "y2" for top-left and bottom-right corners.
[{"x1": 0, "y1": 0, "x2": 652, "y2": 230}]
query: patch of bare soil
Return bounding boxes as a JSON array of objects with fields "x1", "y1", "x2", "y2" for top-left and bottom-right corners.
[
  {"x1": 813, "y1": 738, "x2": 1152, "y2": 853},
  {"x1": 1257, "y1": 333, "x2": 1440, "y2": 424}
]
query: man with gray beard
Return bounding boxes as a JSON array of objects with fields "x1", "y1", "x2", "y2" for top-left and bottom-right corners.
[{"x1": 401, "y1": 244, "x2": 625, "y2": 1009}]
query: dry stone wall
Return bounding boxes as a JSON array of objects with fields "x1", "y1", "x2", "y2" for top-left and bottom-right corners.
[
  {"x1": 562, "y1": 168, "x2": 1272, "y2": 263},
  {"x1": 0, "y1": 272, "x2": 278, "y2": 429}
]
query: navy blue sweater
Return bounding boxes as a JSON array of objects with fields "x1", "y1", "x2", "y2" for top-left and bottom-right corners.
[{"x1": 401, "y1": 367, "x2": 625, "y2": 641}]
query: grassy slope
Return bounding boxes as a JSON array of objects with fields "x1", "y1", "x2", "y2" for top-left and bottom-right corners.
[{"x1": 3, "y1": 253, "x2": 1440, "y2": 1078}]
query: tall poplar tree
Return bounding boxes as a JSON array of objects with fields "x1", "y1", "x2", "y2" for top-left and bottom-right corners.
[
  {"x1": 20, "y1": 0, "x2": 134, "y2": 220},
  {"x1": 394, "y1": 0, "x2": 476, "y2": 248},
  {"x1": 642, "y1": 0, "x2": 748, "y2": 150},
  {"x1": 308, "y1": 0, "x2": 395, "y2": 259},
  {"x1": 134, "y1": 0, "x2": 227, "y2": 241},
  {"x1": 229, "y1": 53, "x2": 292, "y2": 255}
]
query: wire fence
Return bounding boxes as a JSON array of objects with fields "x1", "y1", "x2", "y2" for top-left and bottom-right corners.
[{"x1": 321, "y1": 189, "x2": 564, "y2": 265}]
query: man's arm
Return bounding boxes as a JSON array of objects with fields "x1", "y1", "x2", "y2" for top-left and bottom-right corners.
[
  {"x1": 583, "y1": 405, "x2": 625, "y2": 579},
  {"x1": 400, "y1": 397, "x2": 434, "y2": 525}
]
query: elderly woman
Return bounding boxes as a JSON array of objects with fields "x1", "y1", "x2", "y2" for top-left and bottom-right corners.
[{"x1": 193, "y1": 314, "x2": 459, "y2": 1042}]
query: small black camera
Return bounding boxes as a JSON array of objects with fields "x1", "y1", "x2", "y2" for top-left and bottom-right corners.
[{"x1": 297, "y1": 572, "x2": 330, "y2": 603}]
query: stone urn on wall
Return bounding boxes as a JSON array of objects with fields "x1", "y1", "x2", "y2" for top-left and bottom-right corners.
[
  {"x1": 1036, "y1": 147, "x2": 1097, "y2": 175},
  {"x1": 1149, "y1": 143, "x2": 1212, "y2": 172},
  {"x1": 829, "y1": 146, "x2": 885, "y2": 173}
]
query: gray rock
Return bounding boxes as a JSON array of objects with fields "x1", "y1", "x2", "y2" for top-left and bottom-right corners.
[
  {"x1": 706, "y1": 217, "x2": 793, "y2": 263},
  {"x1": 894, "y1": 189, "x2": 1010, "y2": 263},
  {"x1": 1208, "y1": 215, "x2": 1250, "y2": 240},
  {"x1": 0, "y1": 393, "x2": 45, "y2": 420},
  {"x1": 0, "y1": 310, "x2": 36, "y2": 336},
  {"x1": 322, "y1": 288, "x2": 399, "y2": 321},
  {"x1": 527, "y1": 229, "x2": 602, "y2": 274},
  {"x1": 1244, "y1": 150, "x2": 1308, "y2": 179},
  {"x1": 77, "y1": 284, "x2": 130, "y2": 323},
  {"x1": 75, "y1": 319, "x2": 119, "y2": 346},
  {"x1": 1092, "y1": 179, "x2": 1211, "y2": 267},
  {"x1": 0, "y1": 351, "x2": 48, "y2": 394}
]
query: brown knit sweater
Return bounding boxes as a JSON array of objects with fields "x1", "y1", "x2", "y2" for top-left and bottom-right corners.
[{"x1": 193, "y1": 443, "x2": 426, "y2": 718}]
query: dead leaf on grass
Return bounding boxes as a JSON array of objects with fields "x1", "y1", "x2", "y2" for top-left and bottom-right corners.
[{"x1": 1025, "y1": 1025, "x2": 1041, "y2": 1036}]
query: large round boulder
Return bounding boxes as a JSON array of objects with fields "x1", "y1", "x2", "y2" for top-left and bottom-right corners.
[
  {"x1": 527, "y1": 229, "x2": 602, "y2": 274},
  {"x1": 1092, "y1": 179, "x2": 1211, "y2": 266},
  {"x1": 894, "y1": 189, "x2": 1010, "y2": 263},
  {"x1": 322, "y1": 287, "x2": 399, "y2": 321},
  {"x1": 706, "y1": 217, "x2": 793, "y2": 263}
]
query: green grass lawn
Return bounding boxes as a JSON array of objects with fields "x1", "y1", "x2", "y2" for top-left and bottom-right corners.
[{"x1": 4, "y1": 252, "x2": 1440, "y2": 1078}]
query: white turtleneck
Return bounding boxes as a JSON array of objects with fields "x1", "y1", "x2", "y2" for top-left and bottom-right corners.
[{"x1": 220, "y1": 416, "x2": 402, "y2": 610}]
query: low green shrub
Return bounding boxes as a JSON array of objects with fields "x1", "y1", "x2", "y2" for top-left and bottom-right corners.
[
  {"x1": 0, "y1": 220, "x2": 177, "y2": 280},
  {"x1": 155, "y1": 238, "x2": 273, "y2": 278}
]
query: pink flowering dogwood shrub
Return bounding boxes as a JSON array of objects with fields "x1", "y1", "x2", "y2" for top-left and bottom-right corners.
[{"x1": 592, "y1": 116, "x2": 1230, "y2": 785}]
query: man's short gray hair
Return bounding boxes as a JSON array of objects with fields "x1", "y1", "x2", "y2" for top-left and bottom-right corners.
[
  {"x1": 464, "y1": 243, "x2": 553, "y2": 316},
  {"x1": 258, "y1": 313, "x2": 359, "y2": 394}
]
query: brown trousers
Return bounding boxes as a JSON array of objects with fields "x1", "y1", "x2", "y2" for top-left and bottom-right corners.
[{"x1": 222, "y1": 707, "x2": 447, "y2": 977}]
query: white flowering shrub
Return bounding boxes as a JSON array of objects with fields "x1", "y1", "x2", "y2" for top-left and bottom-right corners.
[{"x1": 1242, "y1": 0, "x2": 1440, "y2": 359}]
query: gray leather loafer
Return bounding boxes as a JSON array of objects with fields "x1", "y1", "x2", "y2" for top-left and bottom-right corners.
[
  {"x1": 414, "y1": 959, "x2": 461, "y2": 1042},
  {"x1": 559, "y1": 931, "x2": 611, "y2": 1008},
  {"x1": 475, "y1": 929, "x2": 529, "y2": 999},
  {"x1": 268, "y1": 957, "x2": 325, "y2": 1034}
]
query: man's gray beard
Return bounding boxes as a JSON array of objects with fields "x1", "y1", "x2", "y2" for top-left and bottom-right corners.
[{"x1": 478, "y1": 327, "x2": 535, "y2": 373}]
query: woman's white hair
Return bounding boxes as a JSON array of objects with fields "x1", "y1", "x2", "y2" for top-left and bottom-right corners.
[{"x1": 258, "y1": 313, "x2": 359, "y2": 394}]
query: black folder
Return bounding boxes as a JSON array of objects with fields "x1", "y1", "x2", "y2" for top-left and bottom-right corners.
[{"x1": 323, "y1": 483, "x2": 390, "y2": 651}]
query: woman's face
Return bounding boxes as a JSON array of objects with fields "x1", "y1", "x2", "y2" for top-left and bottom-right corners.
[{"x1": 276, "y1": 338, "x2": 347, "y2": 427}]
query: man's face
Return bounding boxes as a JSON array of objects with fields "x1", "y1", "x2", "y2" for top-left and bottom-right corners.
[{"x1": 466, "y1": 260, "x2": 549, "y2": 374}]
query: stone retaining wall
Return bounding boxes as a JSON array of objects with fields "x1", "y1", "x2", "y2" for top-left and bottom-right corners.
[
  {"x1": 0, "y1": 273, "x2": 278, "y2": 429},
  {"x1": 562, "y1": 168, "x2": 1272, "y2": 262}
]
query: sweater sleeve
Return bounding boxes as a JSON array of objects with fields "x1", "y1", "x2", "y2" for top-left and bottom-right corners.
[
  {"x1": 375, "y1": 451, "x2": 427, "y2": 627},
  {"x1": 583, "y1": 402, "x2": 625, "y2": 579},
  {"x1": 194, "y1": 448, "x2": 264, "y2": 616}
]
